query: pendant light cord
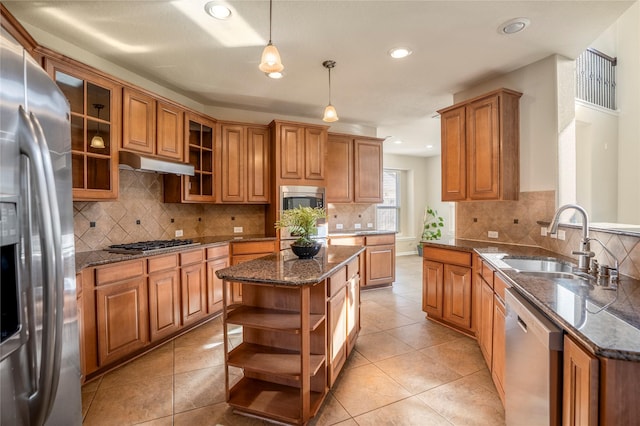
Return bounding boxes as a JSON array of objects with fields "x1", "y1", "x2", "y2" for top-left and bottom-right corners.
[
  {"x1": 328, "y1": 67, "x2": 332, "y2": 104},
  {"x1": 268, "y1": 0, "x2": 273, "y2": 43}
]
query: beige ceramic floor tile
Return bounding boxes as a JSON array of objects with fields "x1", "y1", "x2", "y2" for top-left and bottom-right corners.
[
  {"x1": 386, "y1": 321, "x2": 462, "y2": 350},
  {"x1": 417, "y1": 374, "x2": 505, "y2": 426},
  {"x1": 353, "y1": 395, "x2": 453, "y2": 426},
  {"x1": 343, "y1": 349, "x2": 371, "y2": 370},
  {"x1": 133, "y1": 415, "x2": 174, "y2": 426},
  {"x1": 308, "y1": 393, "x2": 351, "y2": 426},
  {"x1": 174, "y1": 365, "x2": 228, "y2": 413},
  {"x1": 173, "y1": 402, "x2": 267, "y2": 425},
  {"x1": 331, "y1": 420, "x2": 359, "y2": 426},
  {"x1": 173, "y1": 340, "x2": 226, "y2": 374},
  {"x1": 99, "y1": 342, "x2": 174, "y2": 389},
  {"x1": 81, "y1": 388, "x2": 96, "y2": 420},
  {"x1": 354, "y1": 330, "x2": 414, "y2": 362},
  {"x1": 173, "y1": 316, "x2": 225, "y2": 348},
  {"x1": 83, "y1": 375, "x2": 173, "y2": 426},
  {"x1": 420, "y1": 336, "x2": 487, "y2": 376},
  {"x1": 331, "y1": 363, "x2": 412, "y2": 417},
  {"x1": 375, "y1": 350, "x2": 462, "y2": 395}
]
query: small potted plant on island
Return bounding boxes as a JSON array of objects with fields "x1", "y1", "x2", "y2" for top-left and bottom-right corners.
[
  {"x1": 275, "y1": 206, "x2": 327, "y2": 259},
  {"x1": 417, "y1": 206, "x2": 444, "y2": 256}
]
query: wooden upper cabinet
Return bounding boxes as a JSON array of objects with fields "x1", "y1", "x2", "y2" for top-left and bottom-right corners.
[
  {"x1": 354, "y1": 137, "x2": 383, "y2": 203},
  {"x1": 438, "y1": 88, "x2": 521, "y2": 201},
  {"x1": 164, "y1": 112, "x2": 216, "y2": 203},
  {"x1": 156, "y1": 101, "x2": 184, "y2": 161},
  {"x1": 44, "y1": 56, "x2": 121, "y2": 201},
  {"x1": 270, "y1": 120, "x2": 328, "y2": 186},
  {"x1": 440, "y1": 107, "x2": 467, "y2": 201},
  {"x1": 326, "y1": 134, "x2": 353, "y2": 203},
  {"x1": 123, "y1": 87, "x2": 185, "y2": 161},
  {"x1": 216, "y1": 122, "x2": 270, "y2": 204},
  {"x1": 122, "y1": 87, "x2": 155, "y2": 154},
  {"x1": 327, "y1": 133, "x2": 383, "y2": 204}
]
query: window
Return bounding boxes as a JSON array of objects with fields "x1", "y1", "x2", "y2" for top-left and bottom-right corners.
[{"x1": 377, "y1": 169, "x2": 400, "y2": 232}]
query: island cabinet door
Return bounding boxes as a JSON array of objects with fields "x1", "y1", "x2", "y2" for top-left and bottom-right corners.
[
  {"x1": 206, "y1": 257, "x2": 229, "y2": 314},
  {"x1": 181, "y1": 263, "x2": 207, "y2": 325},
  {"x1": 346, "y1": 274, "x2": 360, "y2": 355},
  {"x1": 478, "y1": 279, "x2": 494, "y2": 367},
  {"x1": 328, "y1": 287, "x2": 347, "y2": 387},
  {"x1": 422, "y1": 260, "x2": 443, "y2": 318}
]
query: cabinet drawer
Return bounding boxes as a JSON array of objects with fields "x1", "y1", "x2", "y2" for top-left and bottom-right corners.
[
  {"x1": 328, "y1": 266, "x2": 347, "y2": 297},
  {"x1": 230, "y1": 240, "x2": 276, "y2": 256},
  {"x1": 180, "y1": 249, "x2": 204, "y2": 266},
  {"x1": 423, "y1": 246, "x2": 472, "y2": 267},
  {"x1": 148, "y1": 253, "x2": 178, "y2": 274},
  {"x1": 95, "y1": 259, "x2": 144, "y2": 285},
  {"x1": 207, "y1": 244, "x2": 229, "y2": 260},
  {"x1": 481, "y1": 260, "x2": 495, "y2": 288},
  {"x1": 346, "y1": 257, "x2": 359, "y2": 279},
  {"x1": 493, "y1": 273, "x2": 510, "y2": 302},
  {"x1": 365, "y1": 234, "x2": 395, "y2": 246}
]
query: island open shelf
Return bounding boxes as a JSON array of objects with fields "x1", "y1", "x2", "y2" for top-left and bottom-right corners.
[{"x1": 217, "y1": 246, "x2": 364, "y2": 425}]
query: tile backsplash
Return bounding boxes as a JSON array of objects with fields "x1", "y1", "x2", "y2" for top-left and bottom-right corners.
[
  {"x1": 326, "y1": 204, "x2": 377, "y2": 232},
  {"x1": 456, "y1": 190, "x2": 640, "y2": 280},
  {"x1": 73, "y1": 170, "x2": 265, "y2": 252}
]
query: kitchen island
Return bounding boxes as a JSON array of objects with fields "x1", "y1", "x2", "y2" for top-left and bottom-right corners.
[{"x1": 215, "y1": 245, "x2": 364, "y2": 425}]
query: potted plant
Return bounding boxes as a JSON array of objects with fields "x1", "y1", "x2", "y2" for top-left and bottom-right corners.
[
  {"x1": 417, "y1": 206, "x2": 444, "y2": 256},
  {"x1": 275, "y1": 206, "x2": 327, "y2": 259}
]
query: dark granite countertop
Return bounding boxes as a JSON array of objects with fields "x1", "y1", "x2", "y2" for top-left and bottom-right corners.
[
  {"x1": 74, "y1": 234, "x2": 275, "y2": 272},
  {"x1": 423, "y1": 239, "x2": 640, "y2": 361},
  {"x1": 215, "y1": 245, "x2": 365, "y2": 286}
]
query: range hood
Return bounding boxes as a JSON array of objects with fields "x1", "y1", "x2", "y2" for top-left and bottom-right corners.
[{"x1": 119, "y1": 151, "x2": 195, "y2": 176}]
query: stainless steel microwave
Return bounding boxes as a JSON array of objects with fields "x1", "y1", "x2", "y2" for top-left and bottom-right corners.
[{"x1": 280, "y1": 185, "x2": 325, "y2": 211}]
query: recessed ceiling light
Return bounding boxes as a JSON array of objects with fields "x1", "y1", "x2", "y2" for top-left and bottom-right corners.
[
  {"x1": 205, "y1": 2, "x2": 232, "y2": 20},
  {"x1": 426, "y1": 145, "x2": 434, "y2": 149},
  {"x1": 388, "y1": 47, "x2": 412, "y2": 59},
  {"x1": 266, "y1": 71, "x2": 283, "y2": 79},
  {"x1": 498, "y1": 18, "x2": 530, "y2": 35},
  {"x1": 394, "y1": 140, "x2": 403, "y2": 145}
]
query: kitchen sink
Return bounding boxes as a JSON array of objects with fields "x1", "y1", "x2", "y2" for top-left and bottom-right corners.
[{"x1": 501, "y1": 257, "x2": 574, "y2": 273}]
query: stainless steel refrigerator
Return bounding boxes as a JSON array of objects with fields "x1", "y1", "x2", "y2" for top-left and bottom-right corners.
[{"x1": 1, "y1": 26, "x2": 82, "y2": 425}]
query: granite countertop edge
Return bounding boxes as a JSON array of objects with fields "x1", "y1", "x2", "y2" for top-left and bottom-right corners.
[
  {"x1": 74, "y1": 235, "x2": 276, "y2": 272},
  {"x1": 215, "y1": 246, "x2": 365, "y2": 287},
  {"x1": 422, "y1": 239, "x2": 640, "y2": 361}
]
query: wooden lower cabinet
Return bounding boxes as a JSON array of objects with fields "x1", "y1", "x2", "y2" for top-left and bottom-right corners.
[
  {"x1": 563, "y1": 335, "x2": 598, "y2": 426},
  {"x1": 230, "y1": 240, "x2": 277, "y2": 302},
  {"x1": 478, "y1": 280, "x2": 494, "y2": 366},
  {"x1": 148, "y1": 268, "x2": 181, "y2": 341},
  {"x1": 95, "y1": 276, "x2": 149, "y2": 366},
  {"x1": 422, "y1": 245, "x2": 473, "y2": 335},
  {"x1": 328, "y1": 286, "x2": 347, "y2": 387},
  {"x1": 346, "y1": 272, "x2": 360, "y2": 355},
  {"x1": 207, "y1": 257, "x2": 229, "y2": 314},
  {"x1": 363, "y1": 234, "x2": 395, "y2": 287},
  {"x1": 181, "y1": 262, "x2": 207, "y2": 325}
]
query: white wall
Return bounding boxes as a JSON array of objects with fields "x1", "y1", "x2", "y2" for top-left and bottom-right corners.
[{"x1": 454, "y1": 55, "x2": 561, "y2": 192}]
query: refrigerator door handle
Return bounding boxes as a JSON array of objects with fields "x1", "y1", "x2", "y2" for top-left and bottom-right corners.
[{"x1": 17, "y1": 106, "x2": 63, "y2": 426}]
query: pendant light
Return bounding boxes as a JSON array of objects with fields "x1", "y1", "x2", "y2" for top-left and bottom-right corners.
[
  {"x1": 322, "y1": 60, "x2": 339, "y2": 122},
  {"x1": 90, "y1": 103, "x2": 106, "y2": 149},
  {"x1": 258, "y1": 0, "x2": 284, "y2": 74}
]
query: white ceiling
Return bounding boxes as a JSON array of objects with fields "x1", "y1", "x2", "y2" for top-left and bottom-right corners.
[{"x1": 4, "y1": 1, "x2": 634, "y2": 156}]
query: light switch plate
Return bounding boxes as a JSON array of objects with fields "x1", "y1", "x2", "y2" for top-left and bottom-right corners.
[
  {"x1": 540, "y1": 227, "x2": 548, "y2": 237},
  {"x1": 175, "y1": 229, "x2": 183, "y2": 237},
  {"x1": 354, "y1": 223, "x2": 362, "y2": 229},
  {"x1": 488, "y1": 231, "x2": 499, "y2": 239},
  {"x1": 367, "y1": 223, "x2": 374, "y2": 228},
  {"x1": 336, "y1": 224, "x2": 343, "y2": 230},
  {"x1": 233, "y1": 226, "x2": 243, "y2": 233},
  {"x1": 558, "y1": 230, "x2": 566, "y2": 240}
]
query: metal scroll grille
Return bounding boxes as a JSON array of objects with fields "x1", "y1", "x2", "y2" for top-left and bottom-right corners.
[{"x1": 576, "y1": 48, "x2": 617, "y2": 110}]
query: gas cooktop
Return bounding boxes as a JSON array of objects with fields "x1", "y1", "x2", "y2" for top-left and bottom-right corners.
[{"x1": 107, "y1": 239, "x2": 200, "y2": 255}]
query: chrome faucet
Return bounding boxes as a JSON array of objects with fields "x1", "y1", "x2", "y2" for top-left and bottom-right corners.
[{"x1": 548, "y1": 204, "x2": 593, "y2": 272}]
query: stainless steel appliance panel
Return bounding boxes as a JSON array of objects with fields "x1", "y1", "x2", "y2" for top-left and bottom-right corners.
[
  {"x1": 1, "y1": 27, "x2": 81, "y2": 425},
  {"x1": 505, "y1": 288, "x2": 563, "y2": 426}
]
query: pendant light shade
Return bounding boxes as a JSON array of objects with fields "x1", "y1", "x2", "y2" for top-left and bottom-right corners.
[
  {"x1": 322, "y1": 60, "x2": 339, "y2": 122},
  {"x1": 90, "y1": 103, "x2": 106, "y2": 149},
  {"x1": 259, "y1": 0, "x2": 284, "y2": 74}
]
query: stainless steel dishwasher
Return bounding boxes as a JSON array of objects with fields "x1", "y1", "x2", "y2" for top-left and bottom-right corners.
[{"x1": 505, "y1": 288, "x2": 563, "y2": 426}]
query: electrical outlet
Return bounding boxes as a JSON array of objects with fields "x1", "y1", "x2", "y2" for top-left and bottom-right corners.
[
  {"x1": 488, "y1": 231, "x2": 499, "y2": 239},
  {"x1": 540, "y1": 227, "x2": 548, "y2": 237},
  {"x1": 354, "y1": 223, "x2": 362, "y2": 229},
  {"x1": 550, "y1": 232, "x2": 557, "y2": 239},
  {"x1": 233, "y1": 226, "x2": 243, "y2": 233},
  {"x1": 558, "y1": 230, "x2": 566, "y2": 240},
  {"x1": 367, "y1": 223, "x2": 374, "y2": 228},
  {"x1": 336, "y1": 224, "x2": 343, "y2": 230},
  {"x1": 175, "y1": 229, "x2": 183, "y2": 237}
]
